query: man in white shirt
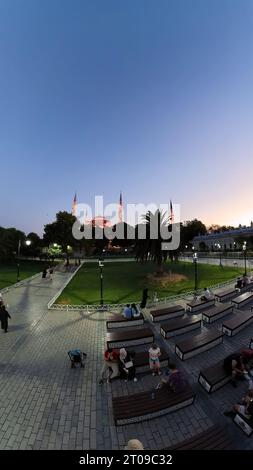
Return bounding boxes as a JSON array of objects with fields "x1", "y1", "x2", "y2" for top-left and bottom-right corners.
[{"x1": 201, "y1": 288, "x2": 211, "y2": 301}]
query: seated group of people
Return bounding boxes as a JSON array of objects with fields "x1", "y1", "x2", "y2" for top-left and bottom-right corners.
[
  {"x1": 99, "y1": 347, "x2": 137, "y2": 384},
  {"x1": 99, "y1": 343, "x2": 187, "y2": 394},
  {"x1": 123, "y1": 303, "x2": 141, "y2": 319},
  {"x1": 223, "y1": 349, "x2": 253, "y2": 388},
  {"x1": 224, "y1": 351, "x2": 253, "y2": 419},
  {"x1": 235, "y1": 275, "x2": 252, "y2": 289}
]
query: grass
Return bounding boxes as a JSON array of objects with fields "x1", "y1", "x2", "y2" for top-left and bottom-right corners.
[
  {"x1": 0, "y1": 260, "x2": 48, "y2": 290},
  {"x1": 57, "y1": 261, "x2": 244, "y2": 305}
]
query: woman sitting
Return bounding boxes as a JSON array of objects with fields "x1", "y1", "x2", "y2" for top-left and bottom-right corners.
[
  {"x1": 131, "y1": 303, "x2": 141, "y2": 318},
  {"x1": 119, "y1": 348, "x2": 137, "y2": 382}
]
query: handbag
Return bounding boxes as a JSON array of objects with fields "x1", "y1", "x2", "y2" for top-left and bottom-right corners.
[{"x1": 125, "y1": 360, "x2": 134, "y2": 369}]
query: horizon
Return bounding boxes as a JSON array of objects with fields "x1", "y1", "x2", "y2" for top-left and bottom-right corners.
[{"x1": 1, "y1": 0, "x2": 253, "y2": 235}]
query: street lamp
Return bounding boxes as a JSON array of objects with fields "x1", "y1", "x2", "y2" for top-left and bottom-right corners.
[
  {"x1": 243, "y1": 241, "x2": 247, "y2": 276},
  {"x1": 16, "y1": 239, "x2": 32, "y2": 281},
  {"x1": 98, "y1": 258, "x2": 104, "y2": 307},
  {"x1": 217, "y1": 243, "x2": 222, "y2": 267},
  {"x1": 193, "y1": 252, "x2": 198, "y2": 294},
  {"x1": 25, "y1": 239, "x2": 31, "y2": 246}
]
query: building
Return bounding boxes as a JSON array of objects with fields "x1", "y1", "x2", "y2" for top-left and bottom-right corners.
[{"x1": 192, "y1": 224, "x2": 253, "y2": 251}]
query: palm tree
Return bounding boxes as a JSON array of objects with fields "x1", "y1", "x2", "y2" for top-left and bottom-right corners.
[{"x1": 135, "y1": 210, "x2": 169, "y2": 275}]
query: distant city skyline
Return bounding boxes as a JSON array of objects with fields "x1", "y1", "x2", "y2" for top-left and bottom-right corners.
[{"x1": 1, "y1": 0, "x2": 253, "y2": 235}]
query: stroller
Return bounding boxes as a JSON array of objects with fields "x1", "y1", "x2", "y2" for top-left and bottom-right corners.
[{"x1": 68, "y1": 349, "x2": 87, "y2": 368}]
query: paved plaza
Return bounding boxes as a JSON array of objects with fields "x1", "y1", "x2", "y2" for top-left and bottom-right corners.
[{"x1": 1, "y1": 268, "x2": 253, "y2": 450}]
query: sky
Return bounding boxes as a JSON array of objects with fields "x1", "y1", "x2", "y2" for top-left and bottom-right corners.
[{"x1": 0, "y1": 0, "x2": 253, "y2": 235}]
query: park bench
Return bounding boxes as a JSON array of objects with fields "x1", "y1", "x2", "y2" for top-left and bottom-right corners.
[
  {"x1": 240, "y1": 281, "x2": 253, "y2": 293},
  {"x1": 133, "y1": 349, "x2": 169, "y2": 373},
  {"x1": 107, "y1": 327, "x2": 154, "y2": 349},
  {"x1": 198, "y1": 358, "x2": 233, "y2": 393},
  {"x1": 150, "y1": 305, "x2": 185, "y2": 322},
  {"x1": 199, "y1": 339, "x2": 253, "y2": 393},
  {"x1": 186, "y1": 298, "x2": 215, "y2": 313},
  {"x1": 202, "y1": 303, "x2": 233, "y2": 324},
  {"x1": 233, "y1": 413, "x2": 253, "y2": 437},
  {"x1": 215, "y1": 288, "x2": 239, "y2": 302},
  {"x1": 232, "y1": 291, "x2": 253, "y2": 309},
  {"x1": 112, "y1": 383, "x2": 195, "y2": 425},
  {"x1": 160, "y1": 315, "x2": 201, "y2": 339},
  {"x1": 106, "y1": 313, "x2": 144, "y2": 329},
  {"x1": 164, "y1": 425, "x2": 234, "y2": 450},
  {"x1": 175, "y1": 329, "x2": 223, "y2": 361},
  {"x1": 222, "y1": 310, "x2": 253, "y2": 336}
]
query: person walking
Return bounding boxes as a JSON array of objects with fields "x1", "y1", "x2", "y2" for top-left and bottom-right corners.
[{"x1": 0, "y1": 305, "x2": 11, "y2": 333}]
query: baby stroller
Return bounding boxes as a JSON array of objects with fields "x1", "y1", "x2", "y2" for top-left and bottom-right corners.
[{"x1": 68, "y1": 349, "x2": 87, "y2": 368}]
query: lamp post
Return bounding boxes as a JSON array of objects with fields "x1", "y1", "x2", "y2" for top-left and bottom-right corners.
[
  {"x1": 217, "y1": 243, "x2": 222, "y2": 267},
  {"x1": 99, "y1": 258, "x2": 104, "y2": 307},
  {"x1": 193, "y1": 252, "x2": 198, "y2": 294},
  {"x1": 17, "y1": 239, "x2": 31, "y2": 282},
  {"x1": 243, "y1": 241, "x2": 247, "y2": 276}
]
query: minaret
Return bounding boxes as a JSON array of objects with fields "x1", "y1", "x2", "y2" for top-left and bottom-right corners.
[
  {"x1": 72, "y1": 193, "x2": 77, "y2": 216},
  {"x1": 118, "y1": 191, "x2": 123, "y2": 224}
]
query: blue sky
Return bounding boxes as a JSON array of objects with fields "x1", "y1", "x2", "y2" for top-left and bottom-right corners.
[{"x1": 1, "y1": 0, "x2": 253, "y2": 235}]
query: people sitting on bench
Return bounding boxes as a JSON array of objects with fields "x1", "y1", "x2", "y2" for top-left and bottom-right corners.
[
  {"x1": 200, "y1": 287, "x2": 211, "y2": 301},
  {"x1": 131, "y1": 303, "x2": 141, "y2": 318},
  {"x1": 156, "y1": 363, "x2": 187, "y2": 393},
  {"x1": 149, "y1": 343, "x2": 162, "y2": 376},
  {"x1": 235, "y1": 277, "x2": 242, "y2": 289},
  {"x1": 242, "y1": 274, "x2": 250, "y2": 288},
  {"x1": 224, "y1": 390, "x2": 253, "y2": 418},
  {"x1": 119, "y1": 348, "x2": 137, "y2": 382},
  {"x1": 99, "y1": 348, "x2": 120, "y2": 384},
  {"x1": 223, "y1": 353, "x2": 250, "y2": 388},
  {"x1": 123, "y1": 304, "x2": 132, "y2": 319}
]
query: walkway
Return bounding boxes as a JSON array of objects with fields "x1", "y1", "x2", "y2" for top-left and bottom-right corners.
[{"x1": 1, "y1": 271, "x2": 253, "y2": 449}]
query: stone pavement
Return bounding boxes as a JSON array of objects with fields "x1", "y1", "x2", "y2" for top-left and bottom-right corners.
[{"x1": 1, "y1": 272, "x2": 253, "y2": 450}]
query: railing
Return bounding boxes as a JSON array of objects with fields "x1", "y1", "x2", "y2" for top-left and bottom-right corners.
[{"x1": 48, "y1": 276, "x2": 239, "y2": 312}]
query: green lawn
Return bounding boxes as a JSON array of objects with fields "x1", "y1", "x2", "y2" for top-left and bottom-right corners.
[
  {"x1": 57, "y1": 261, "x2": 244, "y2": 305},
  {"x1": 0, "y1": 260, "x2": 48, "y2": 290}
]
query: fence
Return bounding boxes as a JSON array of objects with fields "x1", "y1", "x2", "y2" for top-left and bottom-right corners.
[{"x1": 48, "y1": 276, "x2": 239, "y2": 313}]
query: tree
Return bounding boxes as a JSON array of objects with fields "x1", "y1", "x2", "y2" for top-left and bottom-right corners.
[
  {"x1": 0, "y1": 227, "x2": 25, "y2": 261},
  {"x1": 43, "y1": 211, "x2": 77, "y2": 264},
  {"x1": 181, "y1": 219, "x2": 207, "y2": 247},
  {"x1": 134, "y1": 210, "x2": 169, "y2": 275}
]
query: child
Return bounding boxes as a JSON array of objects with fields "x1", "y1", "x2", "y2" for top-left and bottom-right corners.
[{"x1": 149, "y1": 343, "x2": 161, "y2": 376}]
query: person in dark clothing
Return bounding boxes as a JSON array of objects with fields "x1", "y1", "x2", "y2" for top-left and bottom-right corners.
[
  {"x1": 0, "y1": 306, "x2": 11, "y2": 333},
  {"x1": 119, "y1": 348, "x2": 137, "y2": 382},
  {"x1": 223, "y1": 353, "x2": 248, "y2": 387},
  {"x1": 235, "y1": 278, "x2": 242, "y2": 289},
  {"x1": 140, "y1": 288, "x2": 149, "y2": 309},
  {"x1": 42, "y1": 268, "x2": 47, "y2": 279}
]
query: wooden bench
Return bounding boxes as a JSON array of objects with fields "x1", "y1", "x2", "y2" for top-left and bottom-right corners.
[
  {"x1": 240, "y1": 282, "x2": 253, "y2": 293},
  {"x1": 198, "y1": 359, "x2": 232, "y2": 393},
  {"x1": 150, "y1": 305, "x2": 185, "y2": 322},
  {"x1": 106, "y1": 313, "x2": 144, "y2": 329},
  {"x1": 164, "y1": 425, "x2": 233, "y2": 450},
  {"x1": 215, "y1": 288, "x2": 239, "y2": 302},
  {"x1": 112, "y1": 383, "x2": 195, "y2": 425},
  {"x1": 233, "y1": 413, "x2": 253, "y2": 437},
  {"x1": 202, "y1": 303, "x2": 233, "y2": 324},
  {"x1": 175, "y1": 329, "x2": 223, "y2": 361},
  {"x1": 232, "y1": 291, "x2": 253, "y2": 309},
  {"x1": 160, "y1": 315, "x2": 201, "y2": 339},
  {"x1": 186, "y1": 298, "x2": 215, "y2": 313},
  {"x1": 107, "y1": 327, "x2": 154, "y2": 349},
  {"x1": 222, "y1": 310, "x2": 253, "y2": 336},
  {"x1": 133, "y1": 349, "x2": 169, "y2": 373}
]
